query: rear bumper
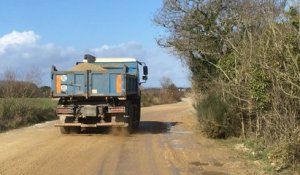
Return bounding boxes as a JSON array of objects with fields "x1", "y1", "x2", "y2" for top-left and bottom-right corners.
[
  {"x1": 54, "y1": 122, "x2": 127, "y2": 128},
  {"x1": 56, "y1": 105, "x2": 126, "y2": 117}
]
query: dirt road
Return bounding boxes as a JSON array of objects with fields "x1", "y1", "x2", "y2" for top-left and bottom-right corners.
[{"x1": 0, "y1": 99, "x2": 263, "y2": 175}]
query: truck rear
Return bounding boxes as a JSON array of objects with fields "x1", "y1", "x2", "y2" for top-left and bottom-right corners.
[{"x1": 51, "y1": 55, "x2": 148, "y2": 134}]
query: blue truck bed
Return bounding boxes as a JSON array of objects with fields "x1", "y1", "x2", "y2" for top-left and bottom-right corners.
[{"x1": 51, "y1": 61, "x2": 139, "y2": 98}]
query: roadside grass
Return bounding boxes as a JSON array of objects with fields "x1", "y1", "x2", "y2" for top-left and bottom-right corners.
[
  {"x1": 0, "y1": 98, "x2": 57, "y2": 131},
  {"x1": 217, "y1": 138, "x2": 271, "y2": 173},
  {"x1": 218, "y1": 137, "x2": 300, "y2": 175},
  {"x1": 296, "y1": 163, "x2": 300, "y2": 174}
]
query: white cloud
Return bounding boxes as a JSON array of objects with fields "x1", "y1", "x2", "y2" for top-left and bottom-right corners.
[
  {"x1": 0, "y1": 31, "x2": 81, "y2": 84},
  {"x1": 90, "y1": 41, "x2": 146, "y2": 58},
  {"x1": 0, "y1": 31, "x2": 39, "y2": 55},
  {"x1": 0, "y1": 30, "x2": 190, "y2": 87}
]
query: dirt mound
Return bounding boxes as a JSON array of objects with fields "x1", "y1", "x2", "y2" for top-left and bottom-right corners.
[{"x1": 70, "y1": 63, "x2": 106, "y2": 72}]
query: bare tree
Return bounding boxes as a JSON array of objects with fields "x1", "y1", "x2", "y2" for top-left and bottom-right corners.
[
  {"x1": 0, "y1": 67, "x2": 42, "y2": 98},
  {"x1": 160, "y1": 76, "x2": 173, "y2": 89},
  {"x1": 23, "y1": 66, "x2": 42, "y2": 98},
  {"x1": 0, "y1": 69, "x2": 17, "y2": 98}
]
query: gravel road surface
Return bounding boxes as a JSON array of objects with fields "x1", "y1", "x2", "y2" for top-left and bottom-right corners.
[{"x1": 0, "y1": 99, "x2": 263, "y2": 175}]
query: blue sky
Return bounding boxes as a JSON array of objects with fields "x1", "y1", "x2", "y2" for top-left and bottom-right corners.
[{"x1": 0, "y1": 0, "x2": 190, "y2": 87}]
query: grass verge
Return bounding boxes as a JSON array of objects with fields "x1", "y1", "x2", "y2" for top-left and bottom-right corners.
[
  {"x1": 218, "y1": 137, "x2": 300, "y2": 175},
  {"x1": 0, "y1": 98, "x2": 57, "y2": 131}
]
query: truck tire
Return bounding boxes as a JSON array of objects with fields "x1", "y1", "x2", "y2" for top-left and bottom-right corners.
[
  {"x1": 133, "y1": 105, "x2": 140, "y2": 129},
  {"x1": 70, "y1": 127, "x2": 81, "y2": 134},
  {"x1": 59, "y1": 116, "x2": 80, "y2": 134},
  {"x1": 111, "y1": 126, "x2": 121, "y2": 136},
  {"x1": 123, "y1": 102, "x2": 134, "y2": 134},
  {"x1": 60, "y1": 127, "x2": 70, "y2": 134},
  {"x1": 59, "y1": 116, "x2": 69, "y2": 134}
]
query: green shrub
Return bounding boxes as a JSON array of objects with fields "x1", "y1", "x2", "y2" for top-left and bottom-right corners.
[
  {"x1": 0, "y1": 98, "x2": 57, "y2": 131},
  {"x1": 194, "y1": 94, "x2": 239, "y2": 138}
]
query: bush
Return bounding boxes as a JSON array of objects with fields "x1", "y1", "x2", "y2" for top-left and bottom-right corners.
[
  {"x1": 194, "y1": 94, "x2": 240, "y2": 138},
  {"x1": 141, "y1": 89, "x2": 161, "y2": 107},
  {"x1": 0, "y1": 98, "x2": 57, "y2": 131},
  {"x1": 141, "y1": 87, "x2": 184, "y2": 107}
]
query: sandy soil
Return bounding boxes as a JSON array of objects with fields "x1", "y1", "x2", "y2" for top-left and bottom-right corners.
[{"x1": 0, "y1": 98, "x2": 265, "y2": 175}]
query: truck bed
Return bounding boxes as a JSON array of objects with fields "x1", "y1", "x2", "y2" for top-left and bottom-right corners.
[{"x1": 51, "y1": 70, "x2": 138, "y2": 98}]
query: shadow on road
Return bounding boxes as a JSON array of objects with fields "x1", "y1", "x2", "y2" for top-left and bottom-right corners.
[
  {"x1": 136, "y1": 121, "x2": 181, "y2": 134},
  {"x1": 70, "y1": 121, "x2": 181, "y2": 135}
]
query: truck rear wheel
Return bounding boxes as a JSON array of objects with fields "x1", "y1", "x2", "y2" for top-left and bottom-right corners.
[
  {"x1": 134, "y1": 98, "x2": 141, "y2": 129},
  {"x1": 133, "y1": 105, "x2": 140, "y2": 129},
  {"x1": 123, "y1": 102, "x2": 134, "y2": 134},
  {"x1": 59, "y1": 116, "x2": 80, "y2": 134},
  {"x1": 123, "y1": 117, "x2": 133, "y2": 134},
  {"x1": 60, "y1": 127, "x2": 70, "y2": 134},
  {"x1": 70, "y1": 127, "x2": 81, "y2": 134},
  {"x1": 111, "y1": 126, "x2": 121, "y2": 136},
  {"x1": 59, "y1": 116, "x2": 69, "y2": 134}
]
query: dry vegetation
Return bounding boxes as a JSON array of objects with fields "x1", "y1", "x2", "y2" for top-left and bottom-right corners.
[
  {"x1": 141, "y1": 77, "x2": 184, "y2": 107},
  {"x1": 0, "y1": 69, "x2": 56, "y2": 132},
  {"x1": 0, "y1": 98, "x2": 56, "y2": 131},
  {"x1": 155, "y1": 0, "x2": 300, "y2": 172}
]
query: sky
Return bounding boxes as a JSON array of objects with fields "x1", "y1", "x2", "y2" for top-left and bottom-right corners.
[{"x1": 0, "y1": 0, "x2": 190, "y2": 87}]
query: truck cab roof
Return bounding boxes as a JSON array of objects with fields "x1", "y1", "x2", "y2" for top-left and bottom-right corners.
[{"x1": 83, "y1": 58, "x2": 137, "y2": 63}]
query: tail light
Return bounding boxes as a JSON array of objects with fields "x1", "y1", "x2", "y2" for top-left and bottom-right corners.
[
  {"x1": 56, "y1": 107, "x2": 73, "y2": 114},
  {"x1": 108, "y1": 106, "x2": 125, "y2": 113}
]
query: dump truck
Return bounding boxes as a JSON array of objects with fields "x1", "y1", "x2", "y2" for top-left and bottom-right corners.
[{"x1": 51, "y1": 54, "x2": 148, "y2": 134}]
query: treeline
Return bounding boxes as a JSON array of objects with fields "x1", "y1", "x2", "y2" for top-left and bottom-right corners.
[
  {"x1": 156, "y1": 0, "x2": 299, "y2": 172},
  {"x1": 0, "y1": 81, "x2": 51, "y2": 98},
  {"x1": 0, "y1": 69, "x2": 51, "y2": 98}
]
